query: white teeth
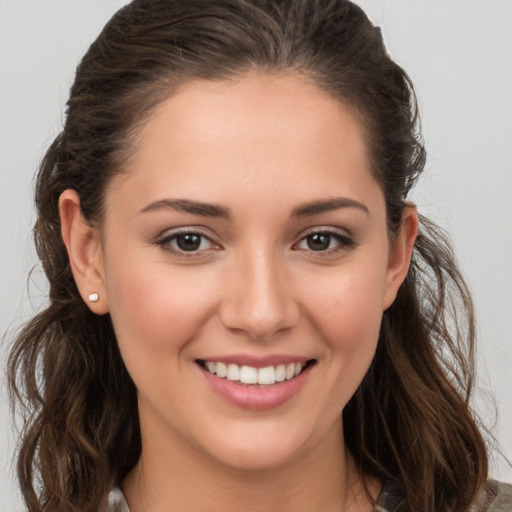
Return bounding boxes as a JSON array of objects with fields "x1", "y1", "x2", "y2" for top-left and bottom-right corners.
[
  {"x1": 258, "y1": 366, "x2": 275, "y2": 385},
  {"x1": 226, "y1": 364, "x2": 240, "y2": 381},
  {"x1": 239, "y1": 365, "x2": 258, "y2": 384},
  {"x1": 216, "y1": 362, "x2": 227, "y2": 378},
  {"x1": 203, "y1": 360, "x2": 308, "y2": 385},
  {"x1": 275, "y1": 364, "x2": 286, "y2": 382}
]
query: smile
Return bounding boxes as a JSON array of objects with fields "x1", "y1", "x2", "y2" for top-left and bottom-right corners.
[
  {"x1": 197, "y1": 358, "x2": 316, "y2": 410},
  {"x1": 198, "y1": 360, "x2": 310, "y2": 386}
]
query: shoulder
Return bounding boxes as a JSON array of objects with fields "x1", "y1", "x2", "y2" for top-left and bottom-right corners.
[
  {"x1": 104, "y1": 481, "x2": 512, "y2": 512},
  {"x1": 106, "y1": 487, "x2": 130, "y2": 512},
  {"x1": 375, "y1": 480, "x2": 512, "y2": 512},
  {"x1": 476, "y1": 480, "x2": 512, "y2": 512}
]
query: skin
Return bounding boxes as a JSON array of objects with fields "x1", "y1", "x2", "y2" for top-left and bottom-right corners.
[{"x1": 60, "y1": 73, "x2": 418, "y2": 512}]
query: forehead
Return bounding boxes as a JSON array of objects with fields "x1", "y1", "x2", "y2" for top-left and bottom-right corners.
[{"x1": 107, "y1": 72, "x2": 382, "y2": 219}]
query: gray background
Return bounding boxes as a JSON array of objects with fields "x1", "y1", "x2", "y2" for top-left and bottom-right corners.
[{"x1": 1, "y1": 1, "x2": 511, "y2": 509}]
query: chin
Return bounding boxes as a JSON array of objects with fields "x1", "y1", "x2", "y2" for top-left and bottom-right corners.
[
  {"x1": 210, "y1": 442, "x2": 305, "y2": 471},
  {"x1": 197, "y1": 418, "x2": 333, "y2": 472}
]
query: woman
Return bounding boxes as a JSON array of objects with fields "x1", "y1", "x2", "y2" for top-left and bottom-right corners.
[{"x1": 7, "y1": 0, "x2": 512, "y2": 511}]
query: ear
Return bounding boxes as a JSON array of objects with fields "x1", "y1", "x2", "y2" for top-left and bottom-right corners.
[
  {"x1": 382, "y1": 204, "x2": 418, "y2": 310},
  {"x1": 59, "y1": 189, "x2": 109, "y2": 314}
]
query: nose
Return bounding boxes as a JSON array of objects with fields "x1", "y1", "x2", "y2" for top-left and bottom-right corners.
[{"x1": 219, "y1": 246, "x2": 300, "y2": 340}]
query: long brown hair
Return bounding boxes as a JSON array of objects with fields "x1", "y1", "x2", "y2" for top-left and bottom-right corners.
[{"x1": 8, "y1": 1, "x2": 488, "y2": 510}]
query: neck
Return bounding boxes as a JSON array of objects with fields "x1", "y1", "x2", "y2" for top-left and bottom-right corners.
[{"x1": 122, "y1": 415, "x2": 378, "y2": 512}]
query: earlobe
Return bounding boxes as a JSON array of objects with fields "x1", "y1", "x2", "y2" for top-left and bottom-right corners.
[
  {"x1": 382, "y1": 204, "x2": 419, "y2": 310},
  {"x1": 59, "y1": 189, "x2": 109, "y2": 314}
]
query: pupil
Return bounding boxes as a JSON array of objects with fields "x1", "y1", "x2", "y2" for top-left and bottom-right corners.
[
  {"x1": 307, "y1": 233, "x2": 330, "y2": 251},
  {"x1": 177, "y1": 234, "x2": 201, "y2": 251}
]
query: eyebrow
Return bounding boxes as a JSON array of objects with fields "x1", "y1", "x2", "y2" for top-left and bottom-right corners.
[
  {"x1": 138, "y1": 196, "x2": 369, "y2": 219},
  {"x1": 291, "y1": 197, "x2": 370, "y2": 217},
  {"x1": 139, "y1": 199, "x2": 231, "y2": 218}
]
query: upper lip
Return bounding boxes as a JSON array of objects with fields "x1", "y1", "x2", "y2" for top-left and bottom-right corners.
[{"x1": 196, "y1": 354, "x2": 314, "y2": 368}]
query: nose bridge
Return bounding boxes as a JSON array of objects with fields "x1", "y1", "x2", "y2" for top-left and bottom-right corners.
[{"x1": 220, "y1": 241, "x2": 299, "y2": 339}]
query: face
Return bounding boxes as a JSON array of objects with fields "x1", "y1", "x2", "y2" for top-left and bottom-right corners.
[{"x1": 95, "y1": 73, "x2": 413, "y2": 470}]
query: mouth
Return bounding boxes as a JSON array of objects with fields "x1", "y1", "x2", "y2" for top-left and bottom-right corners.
[{"x1": 196, "y1": 359, "x2": 316, "y2": 387}]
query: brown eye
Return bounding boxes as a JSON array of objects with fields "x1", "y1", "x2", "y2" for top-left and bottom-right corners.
[
  {"x1": 306, "y1": 233, "x2": 332, "y2": 251},
  {"x1": 294, "y1": 230, "x2": 355, "y2": 254},
  {"x1": 176, "y1": 233, "x2": 202, "y2": 251},
  {"x1": 157, "y1": 231, "x2": 217, "y2": 255}
]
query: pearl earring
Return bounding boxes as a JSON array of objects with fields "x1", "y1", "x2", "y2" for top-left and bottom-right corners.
[{"x1": 88, "y1": 292, "x2": 99, "y2": 303}]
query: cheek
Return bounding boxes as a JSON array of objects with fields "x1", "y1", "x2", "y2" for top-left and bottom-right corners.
[
  {"x1": 324, "y1": 283, "x2": 382, "y2": 384},
  {"x1": 300, "y1": 260, "x2": 387, "y2": 400},
  {"x1": 104, "y1": 254, "x2": 219, "y2": 355},
  {"x1": 304, "y1": 265, "x2": 386, "y2": 345}
]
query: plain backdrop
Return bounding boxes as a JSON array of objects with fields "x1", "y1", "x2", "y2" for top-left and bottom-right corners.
[{"x1": 1, "y1": 1, "x2": 511, "y2": 510}]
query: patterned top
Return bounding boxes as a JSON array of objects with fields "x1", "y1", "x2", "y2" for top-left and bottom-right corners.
[{"x1": 107, "y1": 480, "x2": 512, "y2": 511}]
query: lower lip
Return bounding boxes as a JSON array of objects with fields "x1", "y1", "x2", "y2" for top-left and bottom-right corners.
[{"x1": 198, "y1": 363, "x2": 313, "y2": 410}]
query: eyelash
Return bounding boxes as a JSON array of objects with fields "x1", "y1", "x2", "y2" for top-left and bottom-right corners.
[
  {"x1": 155, "y1": 228, "x2": 355, "y2": 257},
  {"x1": 293, "y1": 230, "x2": 355, "y2": 255},
  {"x1": 155, "y1": 229, "x2": 220, "y2": 257}
]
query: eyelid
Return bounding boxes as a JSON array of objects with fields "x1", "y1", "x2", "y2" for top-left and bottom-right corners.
[
  {"x1": 293, "y1": 227, "x2": 356, "y2": 254},
  {"x1": 154, "y1": 227, "x2": 222, "y2": 256},
  {"x1": 152, "y1": 226, "x2": 355, "y2": 257}
]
